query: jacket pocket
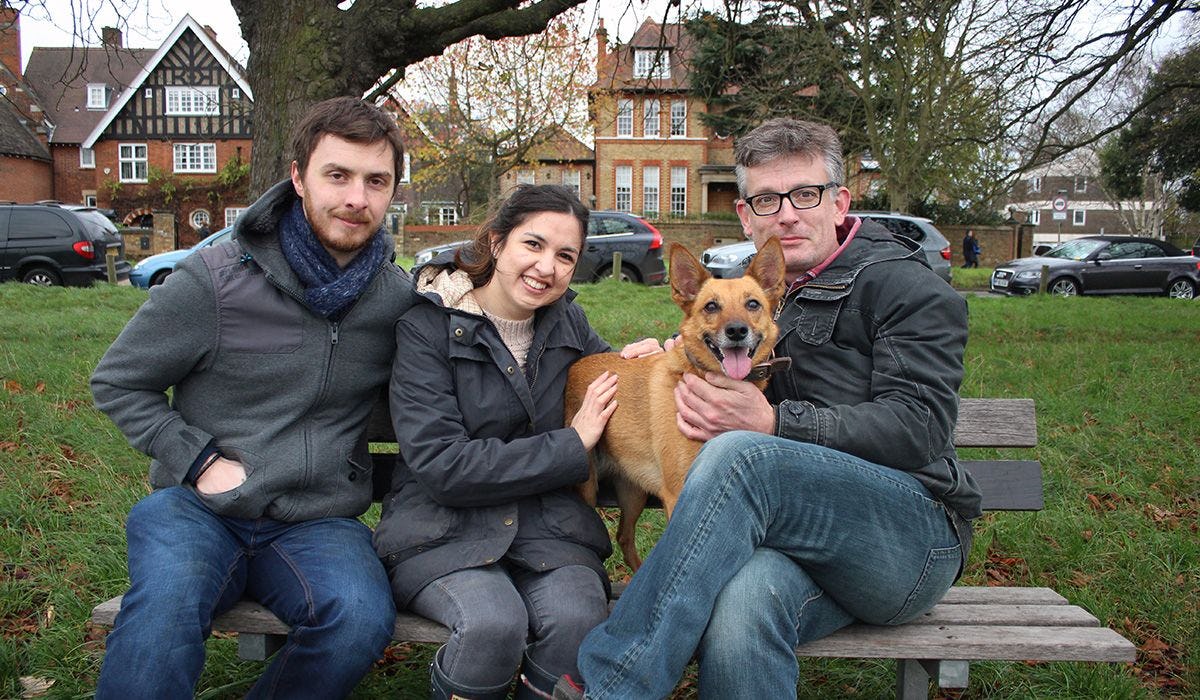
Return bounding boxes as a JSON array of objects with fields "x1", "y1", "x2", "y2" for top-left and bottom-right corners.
[
  {"x1": 195, "y1": 445, "x2": 262, "y2": 515},
  {"x1": 374, "y1": 487, "x2": 458, "y2": 564}
]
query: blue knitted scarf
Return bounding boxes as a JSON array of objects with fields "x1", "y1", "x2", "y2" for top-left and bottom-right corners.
[{"x1": 278, "y1": 199, "x2": 389, "y2": 319}]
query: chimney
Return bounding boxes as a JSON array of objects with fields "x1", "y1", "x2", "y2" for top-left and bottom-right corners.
[
  {"x1": 101, "y1": 26, "x2": 123, "y2": 48},
  {"x1": 596, "y1": 19, "x2": 608, "y2": 74},
  {"x1": 0, "y1": 7, "x2": 22, "y2": 77}
]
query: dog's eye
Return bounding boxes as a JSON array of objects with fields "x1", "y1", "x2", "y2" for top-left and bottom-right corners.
[
  {"x1": 703, "y1": 301, "x2": 720, "y2": 314},
  {"x1": 746, "y1": 299, "x2": 762, "y2": 311}
]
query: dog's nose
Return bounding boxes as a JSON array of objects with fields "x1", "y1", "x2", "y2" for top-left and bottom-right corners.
[{"x1": 725, "y1": 323, "x2": 749, "y2": 343}]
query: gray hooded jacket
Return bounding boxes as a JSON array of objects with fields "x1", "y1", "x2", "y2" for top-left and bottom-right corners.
[{"x1": 91, "y1": 180, "x2": 414, "y2": 521}]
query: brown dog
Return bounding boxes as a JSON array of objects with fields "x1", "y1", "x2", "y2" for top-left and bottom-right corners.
[{"x1": 565, "y1": 238, "x2": 786, "y2": 570}]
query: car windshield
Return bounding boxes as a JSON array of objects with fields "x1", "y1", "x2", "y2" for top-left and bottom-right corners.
[{"x1": 1043, "y1": 239, "x2": 1106, "y2": 261}]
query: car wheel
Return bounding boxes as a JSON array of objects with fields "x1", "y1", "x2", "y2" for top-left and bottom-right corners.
[
  {"x1": 596, "y1": 263, "x2": 640, "y2": 283},
  {"x1": 1049, "y1": 278, "x2": 1079, "y2": 297},
  {"x1": 22, "y1": 267, "x2": 61, "y2": 287},
  {"x1": 1167, "y1": 279, "x2": 1196, "y2": 299},
  {"x1": 149, "y1": 269, "x2": 172, "y2": 287}
]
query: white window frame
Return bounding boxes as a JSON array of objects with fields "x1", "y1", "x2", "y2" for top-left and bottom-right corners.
[
  {"x1": 173, "y1": 143, "x2": 217, "y2": 173},
  {"x1": 79, "y1": 147, "x2": 95, "y2": 169},
  {"x1": 670, "y1": 100, "x2": 687, "y2": 137},
  {"x1": 231, "y1": 87, "x2": 240, "y2": 99},
  {"x1": 617, "y1": 99, "x2": 633, "y2": 137},
  {"x1": 1030, "y1": 176, "x2": 1042, "y2": 192},
  {"x1": 670, "y1": 166, "x2": 687, "y2": 217},
  {"x1": 84, "y1": 193, "x2": 98, "y2": 207},
  {"x1": 1074, "y1": 176, "x2": 1087, "y2": 193},
  {"x1": 118, "y1": 143, "x2": 148, "y2": 183},
  {"x1": 633, "y1": 49, "x2": 670, "y2": 79},
  {"x1": 643, "y1": 99, "x2": 660, "y2": 137},
  {"x1": 517, "y1": 169, "x2": 536, "y2": 185},
  {"x1": 1029, "y1": 209, "x2": 1040, "y2": 226},
  {"x1": 400, "y1": 152, "x2": 411, "y2": 184},
  {"x1": 86, "y1": 83, "x2": 107, "y2": 109},
  {"x1": 438, "y1": 206, "x2": 459, "y2": 225},
  {"x1": 562, "y1": 170, "x2": 580, "y2": 199},
  {"x1": 1072, "y1": 209, "x2": 1086, "y2": 226},
  {"x1": 165, "y1": 86, "x2": 220, "y2": 116},
  {"x1": 225, "y1": 207, "x2": 247, "y2": 227},
  {"x1": 642, "y1": 165, "x2": 660, "y2": 218},
  {"x1": 615, "y1": 166, "x2": 633, "y2": 212}
]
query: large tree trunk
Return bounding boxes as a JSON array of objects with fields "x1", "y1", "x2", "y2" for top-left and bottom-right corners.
[{"x1": 231, "y1": 0, "x2": 586, "y2": 199}]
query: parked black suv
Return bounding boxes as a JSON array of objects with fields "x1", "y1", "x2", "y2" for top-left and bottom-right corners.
[
  {"x1": 0, "y1": 203, "x2": 131, "y2": 286},
  {"x1": 411, "y1": 211, "x2": 667, "y2": 285}
]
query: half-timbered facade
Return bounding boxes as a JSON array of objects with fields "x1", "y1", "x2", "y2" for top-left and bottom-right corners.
[{"x1": 80, "y1": 15, "x2": 253, "y2": 246}]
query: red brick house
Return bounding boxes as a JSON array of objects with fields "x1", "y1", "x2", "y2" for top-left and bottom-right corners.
[
  {"x1": 0, "y1": 8, "x2": 53, "y2": 201},
  {"x1": 591, "y1": 19, "x2": 738, "y2": 219}
]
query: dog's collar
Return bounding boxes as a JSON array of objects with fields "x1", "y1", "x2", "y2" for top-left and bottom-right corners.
[{"x1": 745, "y1": 356, "x2": 792, "y2": 382}]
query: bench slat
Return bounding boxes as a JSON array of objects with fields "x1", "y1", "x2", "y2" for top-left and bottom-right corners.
[
  {"x1": 794, "y1": 623, "x2": 1136, "y2": 662},
  {"x1": 911, "y1": 604, "x2": 1098, "y2": 627},
  {"x1": 955, "y1": 398, "x2": 1037, "y2": 447},
  {"x1": 938, "y1": 586, "x2": 1066, "y2": 605},
  {"x1": 962, "y1": 460, "x2": 1044, "y2": 511}
]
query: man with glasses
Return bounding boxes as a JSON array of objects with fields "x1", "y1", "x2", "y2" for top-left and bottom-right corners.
[{"x1": 551, "y1": 118, "x2": 979, "y2": 698}]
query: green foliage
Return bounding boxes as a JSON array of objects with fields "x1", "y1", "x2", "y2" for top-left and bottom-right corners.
[
  {"x1": 1101, "y1": 43, "x2": 1200, "y2": 212},
  {"x1": 216, "y1": 155, "x2": 251, "y2": 189},
  {"x1": 1, "y1": 282, "x2": 1196, "y2": 698}
]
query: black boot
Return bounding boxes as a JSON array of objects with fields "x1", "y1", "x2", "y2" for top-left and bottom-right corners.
[{"x1": 428, "y1": 645, "x2": 511, "y2": 700}]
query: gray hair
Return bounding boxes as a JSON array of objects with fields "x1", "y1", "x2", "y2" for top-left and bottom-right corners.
[{"x1": 733, "y1": 118, "x2": 844, "y2": 197}]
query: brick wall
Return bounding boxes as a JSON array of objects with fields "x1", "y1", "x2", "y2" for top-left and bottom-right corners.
[
  {"x1": 51, "y1": 146, "x2": 98, "y2": 203},
  {"x1": 0, "y1": 156, "x2": 53, "y2": 201},
  {"x1": 938, "y1": 224, "x2": 1035, "y2": 267}
]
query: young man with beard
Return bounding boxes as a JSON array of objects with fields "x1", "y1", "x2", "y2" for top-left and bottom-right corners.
[
  {"x1": 547, "y1": 118, "x2": 980, "y2": 699},
  {"x1": 90, "y1": 97, "x2": 413, "y2": 699}
]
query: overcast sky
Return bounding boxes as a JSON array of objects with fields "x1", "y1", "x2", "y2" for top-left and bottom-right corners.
[{"x1": 15, "y1": 0, "x2": 707, "y2": 70}]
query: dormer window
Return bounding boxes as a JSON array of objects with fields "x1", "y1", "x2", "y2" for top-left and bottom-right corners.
[
  {"x1": 87, "y1": 84, "x2": 107, "y2": 109},
  {"x1": 634, "y1": 49, "x2": 670, "y2": 79}
]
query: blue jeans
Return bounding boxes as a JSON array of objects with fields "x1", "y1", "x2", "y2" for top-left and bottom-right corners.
[
  {"x1": 577, "y1": 432, "x2": 963, "y2": 699},
  {"x1": 96, "y1": 487, "x2": 395, "y2": 699},
  {"x1": 410, "y1": 561, "x2": 609, "y2": 698}
]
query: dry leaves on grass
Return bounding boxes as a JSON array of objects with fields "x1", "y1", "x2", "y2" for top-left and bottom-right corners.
[
  {"x1": 983, "y1": 541, "x2": 1029, "y2": 586},
  {"x1": 1086, "y1": 492, "x2": 1127, "y2": 512},
  {"x1": 1121, "y1": 618, "x2": 1188, "y2": 694}
]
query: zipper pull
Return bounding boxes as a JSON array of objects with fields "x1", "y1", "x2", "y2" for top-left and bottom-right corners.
[{"x1": 330, "y1": 323, "x2": 339, "y2": 345}]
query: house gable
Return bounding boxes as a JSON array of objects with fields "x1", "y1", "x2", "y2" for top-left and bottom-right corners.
[{"x1": 83, "y1": 15, "x2": 252, "y2": 147}]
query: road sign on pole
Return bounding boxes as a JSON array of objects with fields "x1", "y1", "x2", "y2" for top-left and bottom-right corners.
[{"x1": 1052, "y1": 196, "x2": 1068, "y2": 221}]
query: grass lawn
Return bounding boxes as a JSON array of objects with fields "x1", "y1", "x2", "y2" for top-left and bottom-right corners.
[{"x1": 1, "y1": 277, "x2": 1196, "y2": 698}]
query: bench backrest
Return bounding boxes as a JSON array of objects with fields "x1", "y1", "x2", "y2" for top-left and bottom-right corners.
[{"x1": 367, "y1": 396, "x2": 1041, "y2": 512}]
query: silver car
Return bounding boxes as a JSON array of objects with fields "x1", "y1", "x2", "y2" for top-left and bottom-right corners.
[{"x1": 701, "y1": 212, "x2": 953, "y2": 283}]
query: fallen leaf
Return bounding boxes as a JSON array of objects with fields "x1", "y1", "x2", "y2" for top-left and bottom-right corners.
[
  {"x1": 0, "y1": 441, "x2": 18, "y2": 452},
  {"x1": 4, "y1": 379, "x2": 22, "y2": 394},
  {"x1": 19, "y1": 676, "x2": 54, "y2": 698},
  {"x1": 1142, "y1": 637, "x2": 1169, "y2": 652},
  {"x1": 34, "y1": 381, "x2": 45, "y2": 394}
]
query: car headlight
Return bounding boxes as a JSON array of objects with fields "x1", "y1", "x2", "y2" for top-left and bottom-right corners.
[
  {"x1": 710, "y1": 252, "x2": 742, "y2": 265},
  {"x1": 1014, "y1": 270, "x2": 1041, "y2": 280},
  {"x1": 414, "y1": 251, "x2": 434, "y2": 266},
  {"x1": 133, "y1": 259, "x2": 146, "y2": 271}
]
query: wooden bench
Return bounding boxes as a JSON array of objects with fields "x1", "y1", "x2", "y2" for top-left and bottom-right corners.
[{"x1": 91, "y1": 398, "x2": 1136, "y2": 698}]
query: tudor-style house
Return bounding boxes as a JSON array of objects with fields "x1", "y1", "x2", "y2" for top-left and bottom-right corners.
[
  {"x1": 498, "y1": 125, "x2": 594, "y2": 204},
  {"x1": 10, "y1": 12, "x2": 252, "y2": 247},
  {"x1": 80, "y1": 15, "x2": 253, "y2": 245},
  {"x1": 591, "y1": 19, "x2": 738, "y2": 219}
]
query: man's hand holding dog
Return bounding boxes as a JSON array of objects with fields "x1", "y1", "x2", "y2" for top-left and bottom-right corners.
[
  {"x1": 571, "y1": 370, "x2": 619, "y2": 450},
  {"x1": 674, "y1": 372, "x2": 774, "y2": 441}
]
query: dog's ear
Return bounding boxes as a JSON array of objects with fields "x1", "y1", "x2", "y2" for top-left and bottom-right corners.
[
  {"x1": 669, "y1": 243, "x2": 709, "y2": 313},
  {"x1": 745, "y1": 237, "x2": 787, "y2": 311}
]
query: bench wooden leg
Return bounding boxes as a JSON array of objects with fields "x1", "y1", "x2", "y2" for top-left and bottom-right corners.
[
  {"x1": 238, "y1": 633, "x2": 286, "y2": 661},
  {"x1": 937, "y1": 660, "x2": 970, "y2": 689},
  {"x1": 896, "y1": 659, "x2": 933, "y2": 700}
]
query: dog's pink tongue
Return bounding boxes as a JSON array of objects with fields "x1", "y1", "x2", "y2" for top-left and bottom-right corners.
[{"x1": 722, "y1": 348, "x2": 752, "y2": 380}]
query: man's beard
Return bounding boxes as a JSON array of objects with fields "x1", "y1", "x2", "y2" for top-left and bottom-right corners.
[{"x1": 304, "y1": 198, "x2": 376, "y2": 254}]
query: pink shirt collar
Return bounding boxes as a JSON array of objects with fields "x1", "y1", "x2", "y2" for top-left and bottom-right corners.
[{"x1": 784, "y1": 216, "x2": 861, "y2": 292}]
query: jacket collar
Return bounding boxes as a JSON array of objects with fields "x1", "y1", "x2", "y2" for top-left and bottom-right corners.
[{"x1": 798, "y1": 217, "x2": 926, "y2": 293}]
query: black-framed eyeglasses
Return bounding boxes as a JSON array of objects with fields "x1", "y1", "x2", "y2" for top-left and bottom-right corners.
[{"x1": 744, "y1": 182, "x2": 840, "y2": 216}]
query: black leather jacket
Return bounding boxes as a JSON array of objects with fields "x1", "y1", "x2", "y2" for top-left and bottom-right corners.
[{"x1": 767, "y1": 217, "x2": 981, "y2": 566}]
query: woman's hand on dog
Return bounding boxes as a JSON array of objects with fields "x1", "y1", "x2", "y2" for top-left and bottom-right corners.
[
  {"x1": 674, "y1": 372, "x2": 775, "y2": 441},
  {"x1": 571, "y1": 371, "x2": 619, "y2": 450},
  {"x1": 619, "y1": 335, "x2": 682, "y2": 358}
]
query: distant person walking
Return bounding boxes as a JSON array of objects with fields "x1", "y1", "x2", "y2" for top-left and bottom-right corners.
[{"x1": 962, "y1": 229, "x2": 981, "y2": 268}]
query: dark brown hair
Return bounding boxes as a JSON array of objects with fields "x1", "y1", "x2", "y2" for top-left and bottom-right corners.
[
  {"x1": 290, "y1": 97, "x2": 405, "y2": 185},
  {"x1": 457, "y1": 185, "x2": 589, "y2": 288}
]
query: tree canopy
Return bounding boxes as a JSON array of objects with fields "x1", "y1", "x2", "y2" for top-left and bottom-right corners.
[
  {"x1": 683, "y1": 0, "x2": 1194, "y2": 215},
  {"x1": 227, "y1": 0, "x2": 586, "y2": 196}
]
